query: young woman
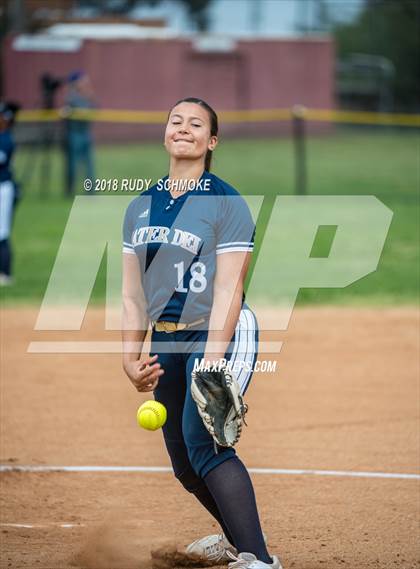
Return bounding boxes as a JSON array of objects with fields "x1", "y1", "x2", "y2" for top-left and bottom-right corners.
[{"x1": 122, "y1": 97, "x2": 282, "y2": 569}]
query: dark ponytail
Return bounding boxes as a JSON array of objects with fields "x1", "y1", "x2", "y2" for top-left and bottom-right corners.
[{"x1": 169, "y1": 97, "x2": 218, "y2": 172}]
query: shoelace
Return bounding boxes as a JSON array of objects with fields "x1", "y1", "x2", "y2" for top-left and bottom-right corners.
[
  {"x1": 226, "y1": 551, "x2": 254, "y2": 569},
  {"x1": 204, "y1": 534, "x2": 228, "y2": 560}
]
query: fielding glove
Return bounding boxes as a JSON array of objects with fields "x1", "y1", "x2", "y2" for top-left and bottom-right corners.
[{"x1": 191, "y1": 365, "x2": 248, "y2": 448}]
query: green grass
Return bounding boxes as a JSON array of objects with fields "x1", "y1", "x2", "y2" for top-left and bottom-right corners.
[{"x1": 2, "y1": 128, "x2": 419, "y2": 306}]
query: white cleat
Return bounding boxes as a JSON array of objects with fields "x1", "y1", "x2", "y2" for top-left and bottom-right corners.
[
  {"x1": 227, "y1": 552, "x2": 283, "y2": 569},
  {"x1": 0, "y1": 274, "x2": 13, "y2": 286},
  {"x1": 186, "y1": 533, "x2": 238, "y2": 564}
]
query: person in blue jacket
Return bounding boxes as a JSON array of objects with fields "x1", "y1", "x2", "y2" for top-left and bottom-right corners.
[{"x1": 63, "y1": 71, "x2": 96, "y2": 196}]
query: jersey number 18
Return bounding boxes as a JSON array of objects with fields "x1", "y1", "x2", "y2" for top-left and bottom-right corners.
[{"x1": 174, "y1": 261, "x2": 207, "y2": 293}]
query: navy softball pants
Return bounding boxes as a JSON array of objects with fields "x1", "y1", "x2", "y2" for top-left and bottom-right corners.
[{"x1": 152, "y1": 306, "x2": 259, "y2": 487}]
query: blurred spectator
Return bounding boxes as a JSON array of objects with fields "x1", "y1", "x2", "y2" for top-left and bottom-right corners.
[
  {"x1": 0, "y1": 102, "x2": 21, "y2": 286},
  {"x1": 63, "y1": 71, "x2": 96, "y2": 197}
]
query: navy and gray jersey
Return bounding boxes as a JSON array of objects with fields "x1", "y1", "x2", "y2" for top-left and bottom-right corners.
[{"x1": 122, "y1": 171, "x2": 255, "y2": 323}]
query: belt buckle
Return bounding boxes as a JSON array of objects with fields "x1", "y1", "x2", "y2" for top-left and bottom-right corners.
[
  {"x1": 162, "y1": 321, "x2": 178, "y2": 333},
  {"x1": 154, "y1": 320, "x2": 191, "y2": 333}
]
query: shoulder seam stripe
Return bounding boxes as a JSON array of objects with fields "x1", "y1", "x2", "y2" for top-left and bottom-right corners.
[
  {"x1": 216, "y1": 246, "x2": 253, "y2": 255},
  {"x1": 217, "y1": 241, "x2": 253, "y2": 247}
]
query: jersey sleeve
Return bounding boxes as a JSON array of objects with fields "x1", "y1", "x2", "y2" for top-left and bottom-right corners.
[
  {"x1": 122, "y1": 200, "x2": 136, "y2": 255},
  {"x1": 215, "y1": 194, "x2": 255, "y2": 255}
]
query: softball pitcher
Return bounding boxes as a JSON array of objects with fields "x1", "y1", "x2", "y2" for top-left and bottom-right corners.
[{"x1": 122, "y1": 98, "x2": 282, "y2": 569}]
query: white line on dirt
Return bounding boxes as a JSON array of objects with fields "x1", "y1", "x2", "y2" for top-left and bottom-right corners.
[
  {"x1": 0, "y1": 465, "x2": 419, "y2": 480},
  {"x1": 0, "y1": 523, "x2": 85, "y2": 528}
]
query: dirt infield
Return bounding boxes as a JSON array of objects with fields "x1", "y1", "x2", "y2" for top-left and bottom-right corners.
[{"x1": 1, "y1": 307, "x2": 419, "y2": 569}]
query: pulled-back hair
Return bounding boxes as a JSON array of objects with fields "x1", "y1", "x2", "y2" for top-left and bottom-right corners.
[{"x1": 169, "y1": 97, "x2": 218, "y2": 171}]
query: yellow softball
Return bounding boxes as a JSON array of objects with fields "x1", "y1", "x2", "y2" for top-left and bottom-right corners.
[{"x1": 136, "y1": 400, "x2": 167, "y2": 431}]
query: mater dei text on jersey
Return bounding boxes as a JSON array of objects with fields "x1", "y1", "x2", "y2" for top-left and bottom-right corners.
[{"x1": 132, "y1": 226, "x2": 202, "y2": 255}]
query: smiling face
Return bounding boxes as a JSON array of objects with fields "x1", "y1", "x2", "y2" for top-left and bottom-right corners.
[{"x1": 164, "y1": 102, "x2": 218, "y2": 165}]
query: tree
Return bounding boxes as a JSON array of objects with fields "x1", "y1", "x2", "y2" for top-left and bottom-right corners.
[
  {"x1": 98, "y1": 0, "x2": 212, "y2": 31},
  {"x1": 179, "y1": 0, "x2": 211, "y2": 31},
  {"x1": 334, "y1": 0, "x2": 420, "y2": 111}
]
